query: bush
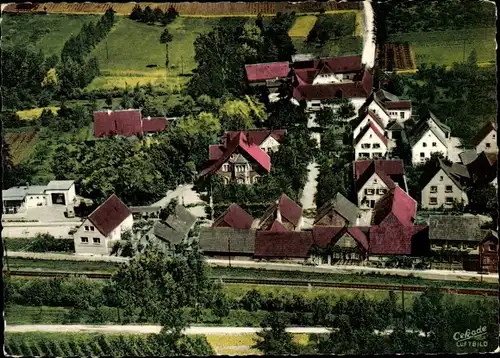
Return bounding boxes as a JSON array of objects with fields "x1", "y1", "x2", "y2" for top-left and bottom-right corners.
[{"x1": 23, "y1": 233, "x2": 75, "y2": 253}]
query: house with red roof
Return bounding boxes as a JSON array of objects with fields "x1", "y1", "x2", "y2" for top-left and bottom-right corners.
[
  {"x1": 212, "y1": 203, "x2": 256, "y2": 229},
  {"x1": 93, "y1": 110, "x2": 167, "y2": 138},
  {"x1": 73, "y1": 194, "x2": 133, "y2": 255},
  {"x1": 244, "y1": 62, "x2": 292, "y2": 103},
  {"x1": 362, "y1": 89, "x2": 413, "y2": 125},
  {"x1": 354, "y1": 121, "x2": 389, "y2": 160},
  {"x1": 258, "y1": 193, "x2": 303, "y2": 231},
  {"x1": 222, "y1": 129, "x2": 287, "y2": 154},
  {"x1": 254, "y1": 231, "x2": 314, "y2": 261},
  {"x1": 368, "y1": 186, "x2": 427, "y2": 256},
  {"x1": 354, "y1": 159, "x2": 407, "y2": 210},
  {"x1": 200, "y1": 132, "x2": 271, "y2": 185},
  {"x1": 312, "y1": 226, "x2": 369, "y2": 264}
]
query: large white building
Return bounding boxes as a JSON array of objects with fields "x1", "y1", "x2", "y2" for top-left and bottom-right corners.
[{"x1": 409, "y1": 112, "x2": 451, "y2": 166}]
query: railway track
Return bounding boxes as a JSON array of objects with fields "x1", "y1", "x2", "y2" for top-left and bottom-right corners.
[{"x1": 3, "y1": 270, "x2": 497, "y2": 297}]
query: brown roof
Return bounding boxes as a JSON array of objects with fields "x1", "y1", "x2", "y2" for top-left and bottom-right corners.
[
  {"x1": 254, "y1": 231, "x2": 314, "y2": 258},
  {"x1": 371, "y1": 186, "x2": 417, "y2": 227},
  {"x1": 199, "y1": 227, "x2": 256, "y2": 254},
  {"x1": 269, "y1": 220, "x2": 288, "y2": 232},
  {"x1": 88, "y1": 194, "x2": 132, "y2": 236},
  {"x1": 213, "y1": 203, "x2": 254, "y2": 230},
  {"x1": 224, "y1": 129, "x2": 287, "y2": 147},
  {"x1": 292, "y1": 55, "x2": 362, "y2": 75},
  {"x1": 293, "y1": 81, "x2": 371, "y2": 101},
  {"x1": 314, "y1": 192, "x2": 359, "y2": 225},
  {"x1": 142, "y1": 117, "x2": 167, "y2": 133},
  {"x1": 245, "y1": 62, "x2": 291, "y2": 82},
  {"x1": 355, "y1": 160, "x2": 405, "y2": 192},
  {"x1": 384, "y1": 101, "x2": 412, "y2": 110},
  {"x1": 429, "y1": 216, "x2": 482, "y2": 242}
]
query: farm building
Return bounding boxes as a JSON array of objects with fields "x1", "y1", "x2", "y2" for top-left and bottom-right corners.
[
  {"x1": 198, "y1": 227, "x2": 256, "y2": 260},
  {"x1": 73, "y1": 194, "x2": 133, "y2": 256},
  {"x1": 258, "y1": 193, "x2": 304, "y2": 231},
  {"x1": 314, "y1": 192, "x2": 360, "y2": 227},
  {"x1": 212, "y1": 203, "x2": 257, "y2": 229}
]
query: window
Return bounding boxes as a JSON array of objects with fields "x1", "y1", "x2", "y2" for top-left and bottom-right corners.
[
  {"x1": 445, "y1": 197, "x2": 454, "y2": 205},
  {"x1": 373, "y1": 143, "x2": 381, "y2": 149},
  {"x1": 420, "y1": 152, "x2": 425, "y2": 158},
  {"x1": 439, "y1": 176, "x2": 444, "y2": 181},
  {"x1": 373, "y1": 178, "x2": 378, "y2": 184},
  {"x1": 222, "y1": 163, "x2": 230, "y2": 172},
  {"x1": 361, "y1": 143, "x2": 371, "y2": 149},
  {"x1": 81, "y1": 237, "x2": 89, "y2": 244},
  {"x1": 369, "y1": 134, "x2": 372, "y2": 138},
  {"x1": 29, "y1": 196, "x2": 33, "y2": 199},
  {"x1": 430, "y1": 186, "x2": 438, "y2": 193},
  {"x1": 432, "y1": 142, "x2": 437, "y2": 147},
  {"x1": 486, "y1": 143, "x2": 491, "y2": 148},
  {"x1": 90, "y1": 226, "x2": 95, "y2": 231},
  {"x1": 373, "y1": 152, "x2": 382, "y2": 158},
  {"x1": 445, "y1": 185, "x2": 453, "y2": 193},
  {"x1": 429, "y1": 197, "x2": 438, "y2": 205},
  {"x1": 36, "y1": 196, "x2": 39, "y2": 199},
  {"x1": 493, "y1": 134, "x2": 496, "y2": 139},
  {"x1": 84, "y1": 226, "x2": 89, "y2": 231},
  {"x1": 377, "y1": 189, "x2": 387, "y2": 195},
  {"x1": 489, "y1": 244, "x2": 497, "y2": 251},
  {"x1": 365, "y1": 189, "x2": 375, "y2": 195},
  {"x1": 93, "y1": 238, "x2": 101, "y2": 245},
  {"x1": 422, "y1": 142, "x2": 427, "y2": 147},
  {"x1": 400, "y1": 112, "x2": 405, "y2": 119},
  {"x1": 483, "y1": 257, "x2": 491, "y2": 264}
]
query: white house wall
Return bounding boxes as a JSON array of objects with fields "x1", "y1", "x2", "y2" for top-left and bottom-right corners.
[
  {"x1": 260, "y1": 135, "x2": 281, "y2": 153},
  {"x1": 421, "y1": 169, "x2": 469, "y2": 209},
  {"x1": 353, "y1": 114, "x2": 385, "y2": 139},
  {"x1": 354, "y1": 128, "x2": 388, "y2": 160},
  {"x1": 367, "y1": 101, "x2": 391, "y2": 126},
  {"x1": 411, "y1": 130, "x2": 448, "y2": 165},
  {"x1": 25, "y1": 194, "x2": 48, "y2": 208},
  {"x1": 476, "y1": 130, "x2": 498, "y2": 153},
  {"x1": 74, "y1": 218, "x2": 109, "y2": 255},
  {"x1": 357, "y1": 173, "x2": 390, "y2": 209},
  {"x1": 388, "y1": 109, "x2": 412, "y2": 123}
]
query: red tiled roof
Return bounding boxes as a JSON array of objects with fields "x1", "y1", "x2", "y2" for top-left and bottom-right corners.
[
  {"x1": 88, "y1": 194, "x2": 132, "y2": 236},
  {"x1": 213, "y1": 203, "x2": 254, "y2": 229},
  {"x1": 245, "y1": 62, "x2": 291, "y2": 82},
  {"x1": 142, "y1": 117, "x2": 167, "y2": 133},
  {"x1": 293, "y1": 81, "x2": 371, "y2": 101},
  {"x1": 369, "y1": 215, "x2": 414, "y2": 255},
  {"x1": 365, "y1": 110, "x2": 386, "y2": 130},
  {"x1": 354, "y1": 121, "x2": 388, "y2": 146},
  {"x1": 269, "y1": 220, "x2": 288, "y2": 232},
  {"x1": 225, "y1": 129, "x2": 287, "y2": 147},
  {"x1": 371, "y1": 186, "x2": 416, "y2": 226},
  {"x1": 293, "y1": 55, "x2": 362, "y2": 74},
  {"x1": 384, "y1": 101, "x2": 412, "y2": 110},
  {"x1": 209, "y1": 145, "x2": 225, "y2": 161},
  {"x1": 200, "y1": 132, "x2": 271, "y2": 177},
  {"x1": 354, "y1": 160, "x2": 405, "y2": 180},
  {"x1": 114, "y1": 111, "x2": 143, "y2": 137},
  {"x1": 278, "y1": 193, "x2": 302, "y2": 227},
  {"x1": 312, "y1": 226, "x2": 368, "y2": 250},
  {"x1": 361, "y1": 70, "x2": 374, "y2": 94},
  {"x1": 254, "y1": 231, "x2": 314, "y2": 258}
]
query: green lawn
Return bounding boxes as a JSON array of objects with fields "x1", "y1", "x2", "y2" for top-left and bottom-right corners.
[
  {"x1": 89, "y1": 17, "x2": 220, "y2": 90},
  {"x1": 2, "y1": 14, "x2": 100, "y2": 56},
  {"x1": 388, "y1": 27, "x2": 496, "y2": 67}
]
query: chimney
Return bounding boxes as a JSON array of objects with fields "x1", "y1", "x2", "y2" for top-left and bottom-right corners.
[
  {"x1": 107, "y1": 109, "x2": 112, "y2": 115},
  {"x1": 276, "y1": 199, "x2": 282, "y2": 223}
]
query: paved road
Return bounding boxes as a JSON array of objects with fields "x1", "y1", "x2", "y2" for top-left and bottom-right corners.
[
  {"x1": 300, "y1": 161, "x2": 319, "y2": 211},
  {"x1": 361, "y1": 0, "x2": 376, "y2": 68},
  {"x1": 5, "y1": 324, "x2": 331, "y2": 335}
]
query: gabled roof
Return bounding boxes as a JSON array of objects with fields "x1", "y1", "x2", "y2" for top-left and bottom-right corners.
[
  {"x1": 354, "y1": 121, "x2": 388, "y2": 146},
  {"x1": 292, "y1": 55, "x2": 362, "y2": 74},
  {"x1": 259, "y1": 193, "x2": 302, "y2": 228},
  {"x1": 45, "y1": 180, "x2": 75, "y2": 191},
  {"x1": 269, "y1": 220, "x2": 288, "y2": 232},
  {"x1": 142, "y1": 117, "x2": 167, "y2": 133},
  {"x1": 199, "y1": 227, "x2": 256, "y2": 254},
  {"x1": 314, "y1": 192, "x2": 359, "y2": 225},
  {"x1": 386, "y1": 120, "x2": 404, "y2": 130},
  {"x1": 471, "y1": 121, "x2": 497, "y2": 146},
  {"x1": 409, "y1": 120, "x2": 448, "y2": 147},
  {"x1": 365, "y1": 110, "x2": 386, "y2": 130},
  {"x1": 429, "y1": 215, "x2": 482, "y2": 242},
  {"x1": 292, "y1": 75, "x2": 372, "y2": 101},
  {"x1": 384, "y1": 101, "x2": 412, "y2": 110},
  {"x1": 371, "y1": 186, "x2": 417, "y2": 226},
  {"x1": 224, "y1": 129, "x2": 286, "y2": 147},
  {"x1": 213, "y1": 203, "x2": 254, "y2": 230},
  {"x1": 429, "y1": 111, "x2": 451, "y2": 134},
  {"x1": 354, "y1": 160, "x2": 405, "y2": 191},
  {"x1": 466, "y1": 151, "x2": 497, "y2": 184},
  {"x1": 375, "y1": 89, "x2": 400, "y2": 102},
  {"x1": 88, "y1": 194, "x2": 132, "y2": 236},
  {"x1": 200, "y1": 132, "x2": 271, "y2": 177},
  {"x1": 312, "y1": 226, "x2": 368, "y2": 251},
  {"x1": 254, "y1": 231, "x2": 314, "y2": 258},
  {"x1": 245, "y1": 62, "x2": 291, "y2": 82},
  {"x1": 369, "y1": 222, "x2": 426, "y2": 255},
  {"x1": 209, "y1": 145, "x2": 225, "y2": 161},
  {"x1": 418, "y1": 158, "x2": 465, "y2": 190},
  {"x1": 459, "y1": 149, "x2": 479, "y2": 165}
]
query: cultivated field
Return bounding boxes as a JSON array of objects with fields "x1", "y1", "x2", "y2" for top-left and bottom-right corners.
[
  {"x1": 4, "y1": 1, "x2": 360, "y2": 16},
  {"x1": 386, "y1": 27, "x2": 496, "y2": 68},
  {"x1": 4, "y1": 131, "x2": 39, "y2": 165},
  {"x1": 2, "y1": 14, "x2": 100, "y2": 55},
  {"x1": 288, "y1": 15, "x2": 318, "y2": 37},
  {"x1": 89, "y1": 17, "x2": 219, "y2": 90}
]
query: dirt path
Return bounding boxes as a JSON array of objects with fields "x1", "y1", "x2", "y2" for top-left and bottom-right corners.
[{"x1": 361, "y1": 0, "x2": 376, "y2": 68}]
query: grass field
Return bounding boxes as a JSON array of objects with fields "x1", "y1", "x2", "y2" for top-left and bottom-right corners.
[
  {"x1": 89, "y1": 17, "x2": 219, "y2": 90},
  {"x1": 2, "y1": 14, "x2": 100, "y2": 56},
  {"x1": 17, "y1": 107, "x2": 60, "y2": 120},
  {"x1": 288, "y1": 15, "x2": 317, "y2": 37},
  {"x1": 388, "y1": 27, "x2": 496, "y2": 67}
]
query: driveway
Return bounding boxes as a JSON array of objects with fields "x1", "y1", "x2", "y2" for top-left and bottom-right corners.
[
  {"x1": 151, "y1": 184, "x2": 207, "y2": 219},
  {"x1": 361, "y1": 1, "x2": 376, "y2": 68},
  {"x1": 300, "y1": 161, "x2": 319, "y2": 210}
]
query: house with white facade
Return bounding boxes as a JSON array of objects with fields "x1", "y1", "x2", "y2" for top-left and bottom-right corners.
[
  {"x1": 471, "y1": 121, "x2": 497, "y2": 154},
  {"x1": 223, "y1": 129, "x2": 286, "y2": 154},
  {"x1": 2, "y1": 180, "x2": 77, "y2": 214},
  {"x1": 74, "y1": 194, "x2": 133, "y2": 255},
  {"x1": 354, "y1": 160, "x2": 407, "y2": 210},
  {"x1": 361, "y1": 89, "x2": 413, "y2": 126},
  {"x1": 419, "y1": 159, "x2": 469, "y2": 209},
  {"x1": 409, "y1": 112, "x2": 451, "y2": 166},
  {"x1": 354, "y1": 122, "x2": 388, "y2": 160}
]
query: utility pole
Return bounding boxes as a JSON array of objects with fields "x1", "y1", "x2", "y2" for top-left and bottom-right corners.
[{"x1": 401, "y1": 285, "x2": 406, "y2": 333}]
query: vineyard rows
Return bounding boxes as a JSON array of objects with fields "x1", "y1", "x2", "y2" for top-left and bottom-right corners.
[
  {"x1": 5, "y1": 333, "x2": 186, "y2": 357},
  {"x1": 379, "y1": 43, "x2": 416, "y2": 71},
  {"x1": 4, "y1": 1, "x2": 361, "y2": 16}
]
